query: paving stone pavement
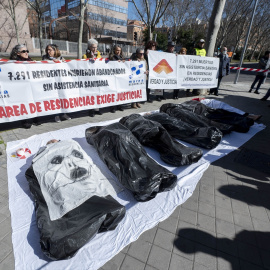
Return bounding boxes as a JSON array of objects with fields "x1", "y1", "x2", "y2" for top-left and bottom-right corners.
[{"x1": 0, "y1": 76, "x2": 270, "y2": 270}]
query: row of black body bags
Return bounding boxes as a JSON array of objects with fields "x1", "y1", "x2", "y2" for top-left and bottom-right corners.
[
  {"x1": 180, "y1": 100, "x2": 254, "y2": 133},
  {"x1": 85, "y1": 122, "x2": 178, "y2": 202},
  {"x1": 160, "y1": 103, "x2": 233, "y2": 135},
  {"x1": 144, "y1": 112, "x2": 222, "y2": 149},
  {"x1": 25, "y1": 140, "x2": 126, "y2": 260}
]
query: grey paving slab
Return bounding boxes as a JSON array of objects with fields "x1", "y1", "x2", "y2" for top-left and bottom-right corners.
[
  {"x1": 169, "y1": 253, "x2": 193, "y2": 270},
  {"x1": 127, "y1": 238, "x2": 152, "y2": 263},
  {"x1": 147, "y1": 245, "x2": 171, "y2": 270},
  {"x1": 1, "y1": 80, "x2": 270, "y2": 270}
]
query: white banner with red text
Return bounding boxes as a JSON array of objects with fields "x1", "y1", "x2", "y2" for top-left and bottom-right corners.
[
  {"x1": 148, "y1": 51, "x2": 219, "y2": 89},
  {"x1": 0, "y1": 60, "x2": 146, "y2": 123}
]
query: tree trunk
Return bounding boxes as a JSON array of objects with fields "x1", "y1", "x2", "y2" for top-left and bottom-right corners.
[
  {"x1": 77, "y1": 0, "x2": 85, "y2": 59},
  {"x1": 38, "y1": 16, "x2": 43, "y2": 56},
  {"x1": 206, "y1": 0, "x2": 227, "y2": 57}
]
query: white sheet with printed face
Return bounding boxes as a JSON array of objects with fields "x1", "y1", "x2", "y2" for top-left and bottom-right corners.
[{"x1": 32, "y1": 140, "x2": 116, "y2": 221}]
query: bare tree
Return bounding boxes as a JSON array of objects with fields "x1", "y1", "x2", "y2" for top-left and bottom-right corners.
[
  {"x1": 25, "y1": 0, "x2": 49, "y2": 56},
  {"x1": 205, "y1": 0, "x2": 226, "y2": 56},
  {"x1": 0, "y1": 0, "x2": 28, "y2": 43},
  {"x1": 129, "y1": 0, "x2": 172, "y2": 40}
]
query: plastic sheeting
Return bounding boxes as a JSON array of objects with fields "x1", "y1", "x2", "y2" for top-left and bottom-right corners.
[
  {"x1": 85, "y1": 122, "x2": 177, "y2": 201},
  {"x1": 120, "y1": 114, "x2": 203, "y2": 165},
  {"x1": 160, "y1": 103, "x2": 233, "y2": 134},
  {"x1": 144, "y1": 112, "x2": 222, "y2": 149},
  {"x1": 181, "y1": 100, "x2": 254, "y2": 133},
  {"x1": 25, "y1": 163, "x2": 125, "y2": 260},
  {"x1": 6, "y1": 116, "x2": 265, "y2": 270}
]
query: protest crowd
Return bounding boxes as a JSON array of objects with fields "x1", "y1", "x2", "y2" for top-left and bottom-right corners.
[{"x1": 2, "y1": 37, "x2": 269, "y2": 129}]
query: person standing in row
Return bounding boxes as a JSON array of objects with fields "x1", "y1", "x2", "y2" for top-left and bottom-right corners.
[
  {"x1": 109, "y1": 45, "x2": 125, "y2": 113},
  {"x1": 174, "y1": 47, "x2": 187, "y2": 99},
  {"x1": 130, "y1": 48, "x2": 149, "y2": 108},
  {"x1": 84, "y1": 38, "x2": 103, "y2": 117},
  {"x1": 193, "y1": 39, "x2": 207, "y2": 56},
  {"x1": 10, "y1": 44, "x2": 42, "y2": 129},
  {"x1": 249, "y1": 51, "x2": 270, "y2": 94},
  {"x1": 144, "y1": 40, "x2": 158, "y2": 102},
  {"x1": 42, "y1": 44, "x2": 71, "y2": 122},
  {"x1": 209, "y1": 47, "x2": 230, "y2": 96},
  {"x1": 165, "y1": 41, "x2": 179, "y2": 100}
]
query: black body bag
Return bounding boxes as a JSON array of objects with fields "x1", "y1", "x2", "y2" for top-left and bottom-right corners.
[
  {"x1": 181, "y1": 100, "x2": 254, "y2": 133},
  {"x1": 25, "y1": 166, "x2": 126, "y2": 261},
  {"x1": 119, "y1": 114, "x2": 203, "y2": 165},
  {"x1": 85, "y1": 122, "x2": 177, "y2": 202},
  {"x1": 160, "y1": 103, "x2": 233, "y2": 135},
  {"x1": 144, "y1": 112, "x2": 222, "y2": 149}
]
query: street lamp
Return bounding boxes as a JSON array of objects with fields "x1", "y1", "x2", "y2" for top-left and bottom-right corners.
[{"x1": 116, "y1": 26, "x2": 120, "y2": 45}]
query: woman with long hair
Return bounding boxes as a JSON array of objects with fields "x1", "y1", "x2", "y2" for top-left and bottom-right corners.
[{"x1": 42, "y1": 44, "x2": 70, "y2": 122}]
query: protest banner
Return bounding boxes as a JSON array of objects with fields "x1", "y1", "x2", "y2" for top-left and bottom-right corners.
[
  {"x1": 148, "y1": 51, "x2": 178, "y2": 89},
  {"x1": 0, "y1": 60, "x2": 146, "y2": 123},
  {"x1": 177, "y1": 55, "x2": 219, "y2": 89},
  {"x1": 148, "y1": 51, "x2": 219, "y2": 89}
]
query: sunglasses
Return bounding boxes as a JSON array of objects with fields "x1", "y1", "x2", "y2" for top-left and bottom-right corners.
[{"x1": 20, "y1": 50, "x2": 29, "y2": 53}]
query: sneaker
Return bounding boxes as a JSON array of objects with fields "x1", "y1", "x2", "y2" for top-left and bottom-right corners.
[
  {"x1": 118, "y1": 106, "x2": 124, "y2": 111},
  {"x1": 89, "y1": 110, "x2": 95, "y2": 117},
  {"x1": 111, "y1": 109, "x2": 116, "y2": 113},
  {"x1": 254, "y1": 91, "x2": 260, "y2": 94},
  {"x1": 96, "y1": 110, "x2": 103, "y2": 115},
  {"x1": 55, "y1": 116, "x2": 61, "y2": 123},
  {"x1": 248, "y1": 89, "x2": 252, "y2": 93},
  {"x1": 147, "y1": 99, "x2": 153, "y2": 103},
  {"x1": 62, "y1": 113, "x2": 71, "y2": 120}
]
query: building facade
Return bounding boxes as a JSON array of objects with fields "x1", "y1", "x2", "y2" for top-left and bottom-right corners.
[
  {"x1": 28, "y1": 0, "x2": 130, "y2": 45},
  {"x1": 0, "y1": 0, "x2": 33, "y2": 53}
]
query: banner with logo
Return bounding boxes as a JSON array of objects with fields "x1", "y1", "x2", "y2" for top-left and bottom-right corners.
[
  {"x1": 0, "y1": 60, "x2": 146, "y2": 123},
  {"x1": 148, "y1": 51, "x2": 219, "y2": 89},
  {"x1": 148, "y1": 51, "x2": 178, "y2": 89}
]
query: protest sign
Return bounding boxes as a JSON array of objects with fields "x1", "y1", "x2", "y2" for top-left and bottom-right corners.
[
  {"x1": 148, "y1": 51, "x2": 219, "y2": 89},
  {"x1": 177, "y1": 55, "x2": 219, "y2": 88},
  {"x1": 148, "y1": 51, "x2": 178, "y2": 89},
  {"x1": 0, "y1": 60, "x2": 146, "y2": 123}
]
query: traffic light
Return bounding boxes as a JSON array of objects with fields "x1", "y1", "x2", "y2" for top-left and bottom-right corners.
[
  {"x1": 134, "y1": 32, "x2": 137, "y2": 41},
  {"x1": 168, "y1": 29, "x2": 172, "y2": 41}
]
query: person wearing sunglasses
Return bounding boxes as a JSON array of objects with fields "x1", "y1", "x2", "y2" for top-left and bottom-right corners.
[
  {"x1": 10, "y1": 44, "x2": 32, "y2": 61},
  {"x1": 10, "y1": 45, "x2": 42, "y2": 128}
]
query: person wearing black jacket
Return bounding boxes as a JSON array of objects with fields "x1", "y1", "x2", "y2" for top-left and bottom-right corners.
[
  {"x1": 109, "y1": 45, "x2": 125, "y2": 112},
  {"x1": 249, "y1": 51, "x2": 270, "y2": 94},
  {"x1": 209, "y1": 47, "x2": 230, "y2": 96}
]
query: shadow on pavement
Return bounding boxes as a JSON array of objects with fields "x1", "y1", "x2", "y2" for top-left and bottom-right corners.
[{"x1": 174, "y1": 228, "x2": 270, "y2": 269}]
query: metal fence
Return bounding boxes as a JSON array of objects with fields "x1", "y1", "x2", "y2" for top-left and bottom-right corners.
[{"x1": 32, "y1": 38, "x2": 138, "y2": 57}]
